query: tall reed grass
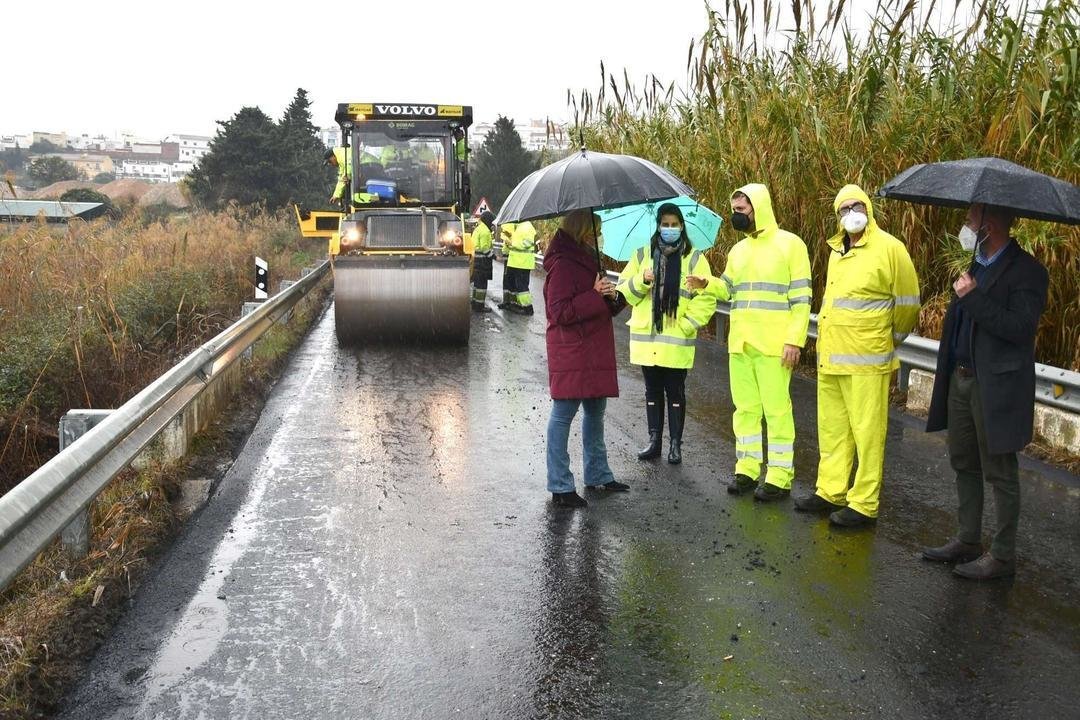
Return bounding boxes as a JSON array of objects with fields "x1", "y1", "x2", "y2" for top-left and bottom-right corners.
[
  {"x1": 571, "y1": 0, "x2": 1079, "y2": 369},
  {"x1": 0, "y1": 209, "x2": 316, "y2": 490}
]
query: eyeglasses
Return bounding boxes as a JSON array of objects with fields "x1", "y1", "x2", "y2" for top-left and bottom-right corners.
[{"x1": 838, "y1": 203, "x2": 867, "y2": 217}]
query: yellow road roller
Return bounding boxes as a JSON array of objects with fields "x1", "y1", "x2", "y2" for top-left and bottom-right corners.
[{"x1": 296, "y1": 102, "x2": 474, "y2": 344}]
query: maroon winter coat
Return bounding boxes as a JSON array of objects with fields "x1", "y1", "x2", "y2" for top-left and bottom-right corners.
[{"x1": 543, "y1": 229, "x2": 624, "y2": 400}]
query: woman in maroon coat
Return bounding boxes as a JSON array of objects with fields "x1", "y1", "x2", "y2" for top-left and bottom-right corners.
[{"x1": 543, "y1": 209, "x2": 629, "y2": 507}]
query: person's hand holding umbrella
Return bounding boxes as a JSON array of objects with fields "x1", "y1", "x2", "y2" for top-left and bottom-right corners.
[{"x1": 953, "y1": 272, "x2": 977, "y2": 298}]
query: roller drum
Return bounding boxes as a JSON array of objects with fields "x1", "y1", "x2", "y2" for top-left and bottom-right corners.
[{"x1": 333, "y1": 254, "x2": 471, "y2": 345}]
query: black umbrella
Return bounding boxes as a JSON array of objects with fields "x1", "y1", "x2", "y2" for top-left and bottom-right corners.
[
  {"x1": 494, "y1": 148, "x2": 695, "y2": 267},
  {"x1": 877, "y1": 156, "x2": 1080, "y2": 225}
]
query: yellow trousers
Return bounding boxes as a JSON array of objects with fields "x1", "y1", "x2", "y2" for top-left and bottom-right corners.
[
  {"x1": 815, "y1": 373, "x2": 890, "y2": 517},
  {"x1": 729, "y1": 347, "x2": 795, "y2": 488}
]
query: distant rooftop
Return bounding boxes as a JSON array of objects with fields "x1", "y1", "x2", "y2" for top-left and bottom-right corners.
[{"x1": 0, "y1": 199, "x2": 105, "y2": 222}]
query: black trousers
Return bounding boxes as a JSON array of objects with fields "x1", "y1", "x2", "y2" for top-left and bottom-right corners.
[{"x1": 641, "y1": 366, "x2": 687, "y2": 406}]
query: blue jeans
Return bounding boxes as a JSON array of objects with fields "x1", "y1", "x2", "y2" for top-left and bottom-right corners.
[{"x1": 546, "y1": 398, "x2": 615, "y2": 493}]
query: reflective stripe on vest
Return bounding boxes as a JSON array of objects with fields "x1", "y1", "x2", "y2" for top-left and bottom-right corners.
[
  {"x1": 734, "y1": 281, "x2": 789, "y2": 294},
  {"x1": 732, "y1": 300, "x2": 790, "y2": 311},
  {"x1": 630, "y1": 333, "x2": 696, "y2": 347},
  {"x1": 895, "y1": 295, "x2": 920, "y2": 306},
  {"x1": 833, "y1": 298, "x2": 893, "y2": 311},
  {"x1": 828, "y1": 351, "x2": 895, "y2": 365}
]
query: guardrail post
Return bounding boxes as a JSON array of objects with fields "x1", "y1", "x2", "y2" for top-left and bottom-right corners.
[
  {"x1": 898, "y1": 362, "x2": 912, "y2": 391},
  {"x1": 241, "y1": 301, "x2": 264, "y2": 360},
  {"x1": 279, "y1": 280, "x2": 298, "y2": 323},
  {"x1": 58, "y1": 409, "x2": 112, "y2": 559}
]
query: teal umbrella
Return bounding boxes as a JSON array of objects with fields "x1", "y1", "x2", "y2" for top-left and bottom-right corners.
[{"x1": 596, "y1": 196, "x2": 722, "y2": 261}]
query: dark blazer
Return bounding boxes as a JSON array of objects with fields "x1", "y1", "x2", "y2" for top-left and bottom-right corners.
[{"x1": 926, "y1": 240, "x2": 1049, "y2": 454}]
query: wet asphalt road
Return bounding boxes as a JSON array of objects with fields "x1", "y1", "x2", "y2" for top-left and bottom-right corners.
[{"x1": 58, "y1": 265, "x2": 1080, "y2": 719}]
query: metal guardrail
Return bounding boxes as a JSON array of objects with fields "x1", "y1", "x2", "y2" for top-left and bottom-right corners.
[
  {"x1": 712, "y1": 302, "x2": 1079, "y2": 413},
  {"x1": 491, "y1": 240, "x2": 1079, "y2": 414},
  {"x1": 0, "y1": 261, "x2": 330, "y2": 592}
]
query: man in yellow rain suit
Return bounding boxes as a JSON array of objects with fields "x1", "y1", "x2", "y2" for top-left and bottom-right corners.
[
  {"x1": 793, "y1": 184, "x2": 920, "y2": 527},
  {"x1": 687, "y1": 184, "x2": 811, "y2": 501},
  {"x1": 500, "y1": 220, "x2": 538, "y2": 315}
]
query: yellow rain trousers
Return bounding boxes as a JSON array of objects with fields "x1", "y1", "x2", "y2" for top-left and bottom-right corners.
[
  {"x1": 701, "y1": 183, "x2": 811, "y2": 488},
  {"x1": 730, "y1": 346, "x2": 795, "y2": 487},
  {"x1": 814, "y1": 185, "x2": 920, "y2": 517}
]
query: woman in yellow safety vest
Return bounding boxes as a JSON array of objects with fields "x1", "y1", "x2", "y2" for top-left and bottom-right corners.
[{"x1": 617, "y1": 203, "x2": 715, "y2": 464}]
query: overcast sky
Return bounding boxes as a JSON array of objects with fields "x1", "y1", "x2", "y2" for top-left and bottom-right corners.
[
  {"x1": 3, "y1": 0, "x2": 712, "y2": 139},
  {"x1": 4, "y1": 0, "x2": 1005, "y2": 141}
]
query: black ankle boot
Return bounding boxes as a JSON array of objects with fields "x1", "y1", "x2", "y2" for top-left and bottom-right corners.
[
  {"x1": 667, "y1": 400, "x2": 685, "y2": 464},
  {"x1": 637, "y1": 398, "x2": 664, "y2": 460}
]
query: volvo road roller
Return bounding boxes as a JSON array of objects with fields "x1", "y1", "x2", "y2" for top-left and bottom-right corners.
[{"x1": 296, "y1": 102, "x2": 474, "y2": 344}]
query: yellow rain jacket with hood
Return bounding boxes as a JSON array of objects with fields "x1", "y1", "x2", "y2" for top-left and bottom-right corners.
[
  {"x1": 812, "y1": 184, "x2": 920, "y2": 518},
  {"x1": 698, "y1": 184, "x2": 812, "y2": 489},
  {"x1": 817, "y1": 185, "x2": 921, "y2": 375}
]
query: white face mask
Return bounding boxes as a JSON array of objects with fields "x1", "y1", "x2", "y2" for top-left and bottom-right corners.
[
  {"x1": 958, "y1": 225, "x2": 980, "y2": 252},
  {"x1": 841, "y1": 211, "x2": 868, "y2": 234}
]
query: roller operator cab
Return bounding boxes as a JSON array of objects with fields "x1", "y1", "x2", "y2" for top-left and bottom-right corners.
[{"x1": 298, "y1": 102, "x2": 474, "y2": 345}]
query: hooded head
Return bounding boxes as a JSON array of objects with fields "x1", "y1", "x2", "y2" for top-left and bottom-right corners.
[
  {"x1": 479, "y1": 210, "x2": 495, "y2": 229},
  {"x1": 730, "y1": 183, "x2": 778, "y2": 236},
  {"x1": 832, "y1": 184, "x2": 877, "y2": 232},
  {"x1": 323, "y1": 148, "x2": 337, "y2": 167}
]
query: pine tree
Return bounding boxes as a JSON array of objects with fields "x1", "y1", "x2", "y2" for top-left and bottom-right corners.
[
  {"x1": 185, "y1": 107, "x2": 285, "y2": 209},
  {"x1": 471, "y1": 116, "x2": 538, "y2": 212},
  {"x1": 277, "y1": 88, "x2": 333, "y2": 208}
]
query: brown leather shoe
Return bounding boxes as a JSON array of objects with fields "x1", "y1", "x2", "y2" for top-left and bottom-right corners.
[
  {"x1": 921, "y1": 539, "x2": 983, "y2": 563},
  {"x1": 953, "y1": 552, "x2": 1015, "y2": 580}
]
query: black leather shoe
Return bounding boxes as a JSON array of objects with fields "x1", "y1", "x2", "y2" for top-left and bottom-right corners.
[
  {"x1": 726, "y1": 474, "x2": 756, "y2": 495},
  {"x1": 953, "y1": 552, "x2": 1015, "y2": 580},
  {"x1": 667, "y1": 441, "x2": 682, "y2": 465},
  {"x1": 637, "y1": 432, "x2": 662, "y2": 460},
  {"x1": 471, "y1": 301, "x2": 492, "y2": 313},
  {"x1": 921, "y1": 538, "x2": 983, "y2": 563},
  {"x1": 522, "y1": 305, "x2": 534, "y2": 315},
  {"x1": 793, "y1": 493, "x2": 845, "y2": 514},
  {"x1": 552, "y1": 491, "x2": 587, "y2": 508},
  {"x1": 829, "y1": 507, "x2": 876, "y2": 528},
  {"x1": 753, "y1": 483, "x2": 790, "y2": 502},
  {"x1": 586, "y1": 480, "x2": 630, "y2": 492}
]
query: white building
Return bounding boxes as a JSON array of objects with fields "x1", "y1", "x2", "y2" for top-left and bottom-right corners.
[
  {"x1": 318, "y1": 126, "x2": 340, "y2": 149},
  {"x1": 111, "y1": 142, "x2": 182, "y2": 183},
  {"x1": 468, "y1": 119, "x2": 569, "y2": 153},
  {"x1": 165, "y1": 134, "x2": 211, "y2": 163},
  {"x1": 0, "y1": 135, "x2": 33, "y2": 150}
]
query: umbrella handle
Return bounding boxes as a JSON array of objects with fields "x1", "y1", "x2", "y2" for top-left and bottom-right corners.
[{"x1": 590, "y1": 207, "x2": 603, "y2": 272}]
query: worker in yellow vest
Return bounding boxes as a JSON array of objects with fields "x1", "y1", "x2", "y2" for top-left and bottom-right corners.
[
  {"x1": 793, "y1": 185, "x2": 920, "y2": 527},
  {"x1": 686, "y1": 184, "x2": 812, "y2": 501},
  {"x1": 471, "y1": 211, "x2": 495, "y2": 313},
  {"x1": 618, "y1": 203, "x2": 716, "y2": 464},
  {"x1": 500, "y1": 220, "x2": 537, "y2": 315},
  {"x1": 325, "y1": 147, "x2": 351, "y2": 206}
]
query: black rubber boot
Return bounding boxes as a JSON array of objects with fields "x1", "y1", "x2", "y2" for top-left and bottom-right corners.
[
  {"x1": 637, "y1": 397, "x2": 664, "y2": 460},
  {"x1": 667, "y1": 400, "x2": 685, "y2": 465}
]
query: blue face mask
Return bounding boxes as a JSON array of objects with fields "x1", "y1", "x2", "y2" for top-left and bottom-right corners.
[{"x1": 658, "y1": 226, "x2": 682, "y2": 244}]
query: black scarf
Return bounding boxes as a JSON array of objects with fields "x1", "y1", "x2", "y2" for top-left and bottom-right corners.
[{"x1": 652, "y1": 240, "x2": 685, "y2": 333}]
